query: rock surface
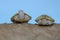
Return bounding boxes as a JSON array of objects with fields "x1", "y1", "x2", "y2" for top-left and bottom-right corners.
[{"x1": 0, "y1": 23, "x2": 60, "y2": 40}]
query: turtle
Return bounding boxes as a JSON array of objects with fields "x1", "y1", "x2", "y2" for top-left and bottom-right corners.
[
  {"x1": 35, "y1": 14, "x2": 55, "y2": 26},
  {"x1": 11, "y1": 10, "x2": 31, "y2": 23}
]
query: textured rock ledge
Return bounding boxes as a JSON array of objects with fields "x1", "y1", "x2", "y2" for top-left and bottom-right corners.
[{"x1": 0, "y1": 23, "x2": 60, "y2": 40}]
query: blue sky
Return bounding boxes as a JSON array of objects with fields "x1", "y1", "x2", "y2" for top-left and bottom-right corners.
[{"x1": 0, "y1": 0, "x2": 60, "y2": 24}]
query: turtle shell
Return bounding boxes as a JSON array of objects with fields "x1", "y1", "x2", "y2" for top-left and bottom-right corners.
[
  {"x1": 35, "y1": 15, "x2": 54, "y2": 22},
  {"x1": 11, "y1": 13, "x2": 31, "y2": 23}
]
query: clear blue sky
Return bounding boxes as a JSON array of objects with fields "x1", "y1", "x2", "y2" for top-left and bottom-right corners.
[{"x1": 0, "y1": 0, "x2": 60, "y2": 24}]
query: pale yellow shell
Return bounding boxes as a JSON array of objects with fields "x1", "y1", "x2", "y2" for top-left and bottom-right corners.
[
  {"x1": 35, "y1": 15, "x2": 54, "y2": 22},
  {"x1": 35, "y1": 14, "x2": 54, "y2": 25}
]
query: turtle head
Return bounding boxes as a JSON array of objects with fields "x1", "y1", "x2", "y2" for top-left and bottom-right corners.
[
  {"x1": 18, "y1": 10, "x2": 24, "y2": 13},
  {"x1": 18, "y1": 10, "x2": 25, "y2": 18}
]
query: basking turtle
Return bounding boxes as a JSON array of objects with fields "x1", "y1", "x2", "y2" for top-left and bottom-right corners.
[
  {"x1": 35, "y1": 14, "x2": 55, "y2": 26},
  {"x1": 11, "y1": 10, "x2": 31, "y2": 23}
]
